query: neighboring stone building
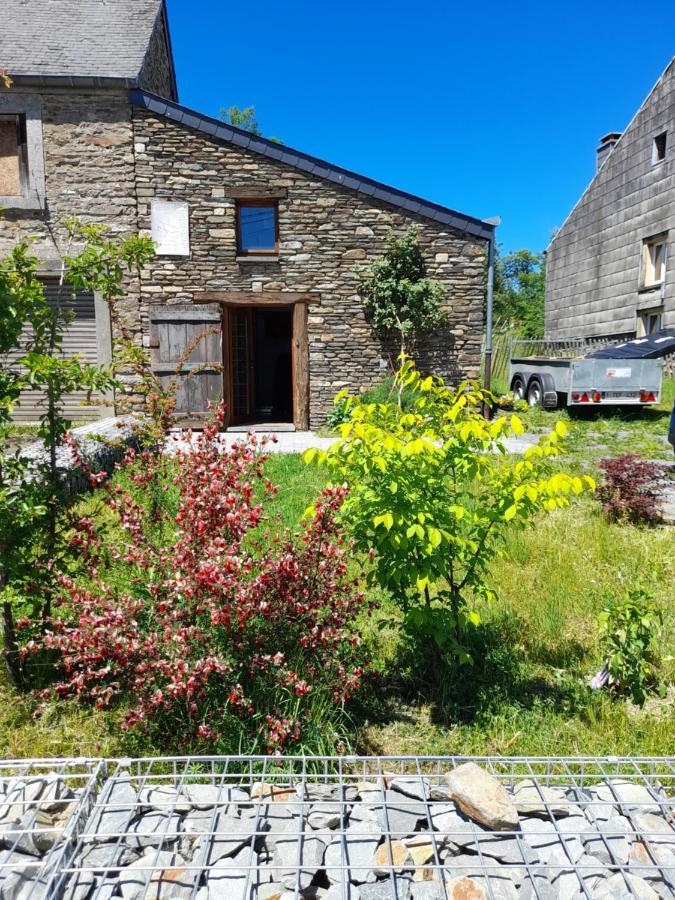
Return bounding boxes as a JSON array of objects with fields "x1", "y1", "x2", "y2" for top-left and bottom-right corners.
[
  {"x1": 546, "y1": 59, "x2": 675, "y2": 345},
  {"x1": 1, "y1": 1, "x2": 495, "y2": 429},
  {"x1": 0, "y1": 0, "x2": 177, "y2": 421}
]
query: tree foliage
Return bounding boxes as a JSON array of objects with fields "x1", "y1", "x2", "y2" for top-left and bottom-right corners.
[
  {"x1": 493, "y1": 247, "x2": 545, "y2": 337},
  {"x1": 305, "y1": 360, "x2": 595, "y2": 664},
  {"x1": 358, "y1": 228, "x2": 447, "y2": 361},
  {"x1": 219, "y1": 105, "x2": 281, "y2": 143},
  {"x1": 0, "y1": 219, "x2": 154, "y2": 687}
]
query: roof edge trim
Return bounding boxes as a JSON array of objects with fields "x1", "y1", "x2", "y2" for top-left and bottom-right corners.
[{"x1": 129, "y1": 89, "x2": 495, "y2": 242}]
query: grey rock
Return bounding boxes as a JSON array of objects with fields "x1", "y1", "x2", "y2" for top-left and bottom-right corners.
[
  {"x1": 118, "y1": 849, "x2": 193, "y2": 899},
  {"x1": 324, "y1": 818, "x2": 381, "y2": 884},
  {"x1": 581, "y1": 815, "x2": 632, "y2": 865},
  {"x1": 139, "y1": 786, "x2": 191, "y2": 815},
  {"x1": 273, "y1": 830, "x2": 325, "y2": 890},
  {"x1": 433, "y1": 806, "x2": 535, "y2": 865},
  {"x1": 358, "y1": 790, "x2": 428, "y2": 837},
  {"x1": 633, "y1": 812, "x2": 675, "y2": 848},
  {"x1": 78, "y1": 841, "x2": 141, "y2": 872},
  {"x1": 125, "y1": 811, "x2": 183, "y2": 849},
  {"x1": 184, "y1": 784, "x2": 250, "y2": 810},
  {"x1": 0, "y1": 869, "x2": 50, "y2": 900},
  {"x1": 411, "y1": 884, "x2": 443, "y2": 900},
  {"x1": 258, "y1": 805, "x2": 297, "y2": 851},
  {"x1": 517, "y1": 874, "x2": 559, "y2": 900},
  {"x1": 429, "y1": 784, "x2": 452, "y2": 802},
  {"x1": 193, "y1": 810, "x2": 258, "y2": 864},
  {"x1": 0, "y1": 780, "x2": 47, "y2": 823},
  {"x1": 324, "y1": 884, "x2": 362, "y2": 900},
  {"x1": 308, "y1": 802, "x2": 346, "y2": 830},
  {"x1": 297, "y1": 784, "x2": 358, "y2": 803},
  {"x1": 359, "y1": 878, "x2": 412, "y2": 900},
  {"x1": 588, "y1": 782, "x2": 664, "y2": 815},
  {"x1": 443, "y1": 852, "x2": 526, "y2": 886},
  {"x1": 519, "y1": 817, "x2": 587, "y2": 865},
  {"x1": 389, "y1": 778, "x2": 430, "y2": 803},
  {"x1": 61, "y1": 870, "x2": 97, "y2": 900},
  {"x1": 593, "y1": 872, "x2": 660, "y2": 900},
  {"x1": 0, "y1": 816, "x2": 40, "y2": 856},
  {"x1": 205, "y1": 846, "x2": 257, "y2": 900},
  {"x1": 468, "y1": 875, "x2": 518, "y2": 900},
  {"x1": 512, "y1": 780, "x2": 576, "y2": 819},
  {"x1": 89, "y1": 777, "x2": 138, "y2": 840}
]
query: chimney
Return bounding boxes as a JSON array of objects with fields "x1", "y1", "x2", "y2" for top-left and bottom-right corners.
[{"x1": 596, "y1": 132, "x2": 622, "y2": 172}]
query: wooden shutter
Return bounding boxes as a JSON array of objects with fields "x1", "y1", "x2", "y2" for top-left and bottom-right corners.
[
  {"x1": 5, "y1": 280, "x2": 106, "y2": 424},
  {"x1": 149, "y1": 304, "x2": 223, "y2": 426}
]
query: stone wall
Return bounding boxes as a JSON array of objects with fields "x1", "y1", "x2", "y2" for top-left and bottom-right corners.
[
  {"x1": 138, "y1": 8, "x2": 177, "y2": 101},
  {"x1": 0, "y1": 87, "x2": 143, "y2": 344},
  {"x1": 131, "y1": 107, "x2": 487, "y2": 426},
  {"x1": 546, "y1": 59, "x2": 675, "y2": 341}
]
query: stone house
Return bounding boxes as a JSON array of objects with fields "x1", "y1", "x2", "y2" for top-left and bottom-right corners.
[
  {"x1": 1, "y1": 0, "x2": 495, "y2": 429},
  {"x1": 546, "y1": 59, "x2": 675, "y2": 346}
]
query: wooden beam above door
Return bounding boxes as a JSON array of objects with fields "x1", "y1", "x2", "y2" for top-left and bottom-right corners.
[{"x1": 197, "y1": 291, "x2": 321, "y2": 307}]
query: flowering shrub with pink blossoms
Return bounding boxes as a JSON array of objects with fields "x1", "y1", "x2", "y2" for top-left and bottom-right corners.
[{"x1": 22, "y1": 407, "x2": 368, "y2": 754}]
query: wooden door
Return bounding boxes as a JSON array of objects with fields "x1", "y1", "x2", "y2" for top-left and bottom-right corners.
[{"x1": 149, "y1": 304, "x2": 223, "y2": 426}]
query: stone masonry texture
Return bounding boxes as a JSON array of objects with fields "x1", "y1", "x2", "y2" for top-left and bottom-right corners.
[
  {"x1": 131, "y1": 107, "x2": 488, "y2": 427},
  {"x1": 546, "y1": 59, "x2": 675, "y2": 341}
]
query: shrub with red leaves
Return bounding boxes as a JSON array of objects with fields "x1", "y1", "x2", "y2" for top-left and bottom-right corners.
[
  {"x1": 22, "y1": 405, "x2": 368, "y2": 754},
  {"x1": 596, "y1": 454, "x2": 664, "y2": 525}
]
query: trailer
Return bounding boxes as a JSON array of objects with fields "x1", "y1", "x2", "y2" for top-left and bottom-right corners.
[{"x1": 507, "y1": 332, "x2": 675, "y2": 409}]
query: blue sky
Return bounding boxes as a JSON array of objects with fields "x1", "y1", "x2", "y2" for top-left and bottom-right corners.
[{"x1": 165, "y1": 0, "x2": 674, "y2": 254}]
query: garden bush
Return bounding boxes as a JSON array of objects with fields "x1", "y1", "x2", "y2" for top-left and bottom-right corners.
[
  {"x1": 597, "y1": 590, "x2": 664, "y2": 706},
  {"x1": 22, "y1": 406, "x2": 368, "y2": 754},
  {"x1": 305, "y1": 360, "x2": 595, "y2": 666},
  {"x1": 597, "y1": 454, "x2": 664, "y2": 525}
]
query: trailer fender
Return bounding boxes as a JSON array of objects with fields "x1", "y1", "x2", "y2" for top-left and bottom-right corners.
[{"x1": 528, "y1": 373, "x2": 559, "y2": 409}]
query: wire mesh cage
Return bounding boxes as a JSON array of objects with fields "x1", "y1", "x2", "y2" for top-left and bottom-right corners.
[{"x1": 1, "y1": 755, "x2": 673, "y2": 899}]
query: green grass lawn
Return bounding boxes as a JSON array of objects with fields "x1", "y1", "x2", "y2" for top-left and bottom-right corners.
[{"x1": 1, "y1": 392, "x2": 673, "y2": 759}]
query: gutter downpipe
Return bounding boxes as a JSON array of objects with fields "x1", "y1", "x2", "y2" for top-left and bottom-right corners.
[{"x1": 482, "y1": 217, "x2": 500, "y2": 415}]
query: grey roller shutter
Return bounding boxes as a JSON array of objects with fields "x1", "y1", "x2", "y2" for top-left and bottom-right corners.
[{"x1": 4, "y1": 279, "x2": 109, "y2": 424}]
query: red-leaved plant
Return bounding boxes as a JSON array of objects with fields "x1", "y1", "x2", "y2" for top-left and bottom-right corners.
[
  {"x1": 22, "y1": 405, "x2": 368, "y2": 754},
  {"x1": 596, "y1": 454, "x2": 664, "y2": 526}
]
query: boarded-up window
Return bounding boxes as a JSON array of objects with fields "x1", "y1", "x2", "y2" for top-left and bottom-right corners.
[{"x1": 0, "y1": 114, "x2": 26, "y2": 197}]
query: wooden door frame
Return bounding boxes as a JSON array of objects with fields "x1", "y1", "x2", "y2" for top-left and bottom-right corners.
[{"x1": 198, "y1": 292, "x2": 319, "y2": 431}]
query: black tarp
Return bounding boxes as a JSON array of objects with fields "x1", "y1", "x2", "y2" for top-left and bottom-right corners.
[{"x1": 585, "y1": 330, "x2": 675, "y2": 359}]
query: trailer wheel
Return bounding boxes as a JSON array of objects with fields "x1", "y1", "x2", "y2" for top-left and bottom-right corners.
[
  {"x1": 527, "y1": 377, "x2": 544, "y2": 407},
  {"x1": 511, "y1": 375, "x2": 526, "y2": 401}
]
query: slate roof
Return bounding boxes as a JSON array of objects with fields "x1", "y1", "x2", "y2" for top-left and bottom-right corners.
[
  {"x1": 131, "y1": 90, "x2": 496, "y2": 242},
  {"x1": 1, "y1": 0, "x2": 165, "y2": 82}
]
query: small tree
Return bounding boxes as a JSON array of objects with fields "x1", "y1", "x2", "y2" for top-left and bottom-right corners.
[
  {"x1": 0, "y1": 220, "x2": 154, "y2": 686},
  {"x1": 358, "y1": 227, "x2": 447, "y2": 367},
  {"x1": 306, "y1": 360, "x2": 595, "y2": 664}
]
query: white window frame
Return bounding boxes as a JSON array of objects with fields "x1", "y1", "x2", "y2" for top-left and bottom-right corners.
[
  {"x1": 0, "y1": 93, "x2": 45, "y2": 209},
  {"x1": 637, "y1": 306, "x2": 663, "y2": 337},
  {"x1": 641, "y1": 234, "x2": 667, "y2": 288}
]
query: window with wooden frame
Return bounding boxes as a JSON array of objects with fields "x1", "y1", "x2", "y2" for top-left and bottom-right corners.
[
  {"x1": 637, "y1": 307, "x2": 663, "y2": 337},
  {"x1": 652, "y1": 131, "x2": 667, "y2": 164},
  {"x1": 235, "y1": 200, "x2": 279, "y2": 256},
  {"x1": 641, "y1": 234, "x2": 667, "y2": 288},
  {"x1": 0, "y1": 113, "x2": 28, "y2": 197}
]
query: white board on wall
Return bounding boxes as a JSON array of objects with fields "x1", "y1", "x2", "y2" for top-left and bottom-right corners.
[{"x1": 151, "y1": 200, "x2": 190, "y2": 256}]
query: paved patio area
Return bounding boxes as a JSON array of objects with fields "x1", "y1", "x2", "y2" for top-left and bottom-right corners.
[{"x1": 167, "y1": 430, "x2": 542, "y2": 455}]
